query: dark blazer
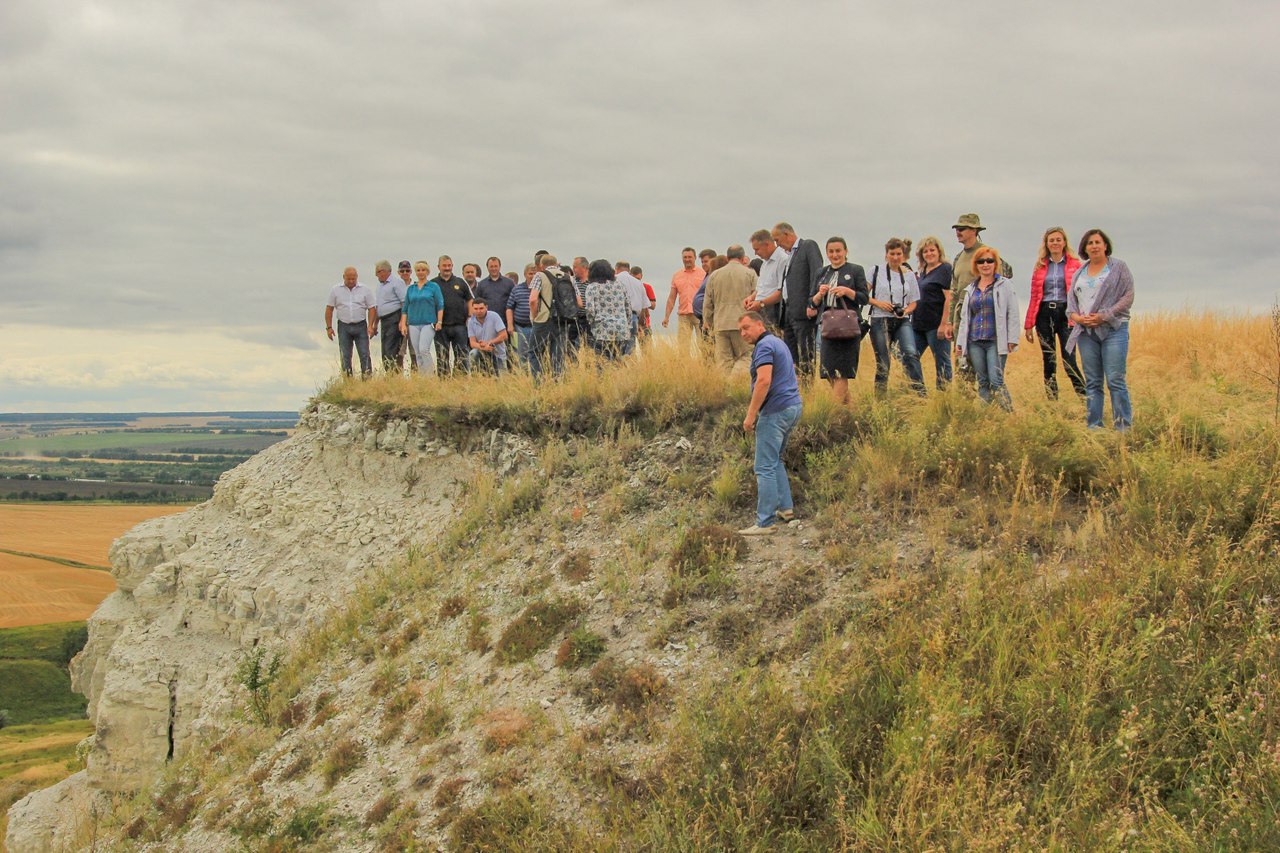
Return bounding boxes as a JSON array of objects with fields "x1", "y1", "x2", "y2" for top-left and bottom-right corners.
[
  {"x1": 813, "y1": 263, "x2": 869, "y2": 318},
  {"x1": 783, "y1": 237, "x2": 824, "y2": 323}
]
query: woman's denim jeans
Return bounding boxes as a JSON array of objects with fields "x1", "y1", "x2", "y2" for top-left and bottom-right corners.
[
  {"x1": 966, "y1": 340, "x2": 1012, "y2": 410},
  {"x1": 1075, "y1": 323, "x2": 1132, "y2": 429},
  {"x1": 913, "y1": 327, "x2": 952, "y2": 390},
  {"x1": 754, "y1": 403, "x2": 802, "y2": 528},
  {"x1": 406, "y1": 325, "x2": 436, "y2": 374},
  {"x1": 870, "y1": 317, "x2": 925, "y2": 393}
]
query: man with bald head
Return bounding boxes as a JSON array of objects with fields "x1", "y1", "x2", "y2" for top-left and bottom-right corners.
[
  {"x1": 325, "y1": 266, "x2": 377, "y2": 378},
  {"x1": 703, "y1": 245, "x2": 758, "y2": 372}
]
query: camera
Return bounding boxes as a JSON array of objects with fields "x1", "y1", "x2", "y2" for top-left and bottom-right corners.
[{"x1": 892, "y1": 304, "x2": 905, "y2": 318}]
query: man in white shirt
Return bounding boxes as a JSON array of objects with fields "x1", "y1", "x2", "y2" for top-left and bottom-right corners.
[
  {"x1": 745, "y1": 229, "x2": 789, "y2": 330},
  {"x1": 325, "y1": 267, "x2": 377, "y2": 377},
  {"x1": 615, "y1": 261, "x2": 650, "y2": 344}
]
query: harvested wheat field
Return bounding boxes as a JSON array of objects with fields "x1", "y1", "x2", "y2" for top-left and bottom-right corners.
[
  {"x1": 0, "y1": 554, "x2": 117, "y2": 629},
  {"x1": 0, "y1": 503, "x2": 187, "y2": 567}
]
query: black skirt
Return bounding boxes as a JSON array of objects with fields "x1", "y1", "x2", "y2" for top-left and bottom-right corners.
[{"x1": 820, "y1": 334, "x2": 861, "y2": 380}]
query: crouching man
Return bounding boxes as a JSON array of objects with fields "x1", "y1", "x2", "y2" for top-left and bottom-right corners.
[
  {"x1": 467, "y1": 298, "x2": 509, "y2": 377},
  {"x1": 738, "y1": 311, "x2": 803, "y2": 535}
]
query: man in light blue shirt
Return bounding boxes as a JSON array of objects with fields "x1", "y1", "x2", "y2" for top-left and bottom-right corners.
[
  {"x1": 466, "y1": 298, "x2": 509, "y2": 377},
  {"x1": 372, "y1": 260, "x2": 409, "y2": 373}
]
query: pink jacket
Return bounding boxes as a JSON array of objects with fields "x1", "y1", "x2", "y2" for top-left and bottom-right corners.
[{"x1": 1025, "y1": 256, "x2": 1082, "y2": 329}]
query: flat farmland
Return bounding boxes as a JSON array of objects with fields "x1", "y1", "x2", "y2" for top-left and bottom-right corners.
[
  {"x1": 0, "y1": 554, "x2": 116, "y2": 629},
  {"x1": 0, "y1": 431, "x2": 284, "y2": 456},
  {"x1": 0, "y1": 504, "x2": 187, "y2": 566}
]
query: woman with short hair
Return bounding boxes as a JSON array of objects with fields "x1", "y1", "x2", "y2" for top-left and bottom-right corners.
[
  {"x1": 399, "y1": 261, "x2": 444, "y2": 374},
  {"x1": 1024, "y1": 227, "x2": 1085, "y2": 398},
  {"x1": 1066, "y1": 228, "x2": 1134, "y2": 429},
  {"x1": 911, "y1": 236, "x2": 953, "y2": 390},
  {"x1": 955, "y1": 247, "x2": 1020, "y2": 410},
  {"x1": 583, "y1": 259, "x2": 633, "y2": 360},
  {"x1": 867, "y1": 238, "x2": 926, "y2": 395}
]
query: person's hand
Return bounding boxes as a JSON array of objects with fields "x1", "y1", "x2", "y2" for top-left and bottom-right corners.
[
  {"x1": 434, "y1": 322, "x2": 442, "y2": 331},
  {"x1": 940, "y1": 322, "x2": 952, "y2": 341},
  {"x1": 817, "y1": 284, "x2": 830, "y2": 298},
  {"x1": 806, "y1": 306, "x2": 817, "y2": 319},
  {"x1": 743, "y1": 413, "x2": 757, "y2": 432},
  {"x1": 368, "y1": 325, "x2": 377, "y2": 337},
  {"x1": 1008, "y1": 344, "x2": 1018, "y2": 354},
  {"x1": 1024, "y1": 328, "x2": 1035, "y2": 343},
  {"x1": 326, "y1": 328, "x2": 335, "y2": 341}
]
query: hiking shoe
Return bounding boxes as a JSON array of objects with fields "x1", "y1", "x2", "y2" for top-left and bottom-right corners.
[
  {"x1": 775, "y1": 509, "x2": 795, "y2": 522},
  {"x1": 738, "y1": 524, "x2": 776, "y2": 536}
]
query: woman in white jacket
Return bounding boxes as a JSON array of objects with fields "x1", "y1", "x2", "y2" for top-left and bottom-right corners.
[{"x1": 955, "y1": 246, "x2": 1020, "y2": 410}]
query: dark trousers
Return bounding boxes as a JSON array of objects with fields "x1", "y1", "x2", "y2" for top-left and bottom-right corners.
[
  {"x1": 435, "y1": 323, "x2": 470, "y2": 377},
  {"x1": 783, "y1": 316, "x2": 817, "y2": 379},
  {"x1": 379, "y1": 310, "x2": 405, "y2": 373},
  {"x1": 337, "y1": 320, "x2": 372, "y2": 378},
  {"x1": 530, "y1": 321, "x2": 563, "y2": 381},
  {"x1": 1035, "y1": 301, "x2": 1085, "y2": 398}
]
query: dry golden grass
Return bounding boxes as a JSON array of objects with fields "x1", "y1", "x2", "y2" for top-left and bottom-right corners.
[
  {"x1": 0, "y1": 554, "x2": 117, "y2": 629},
  {"x1": 321, "y1": 313, "x2": 1279, "y2": 440},
  {"x1": 0, "y1": 503, "x2": 186, "y2": 567}
]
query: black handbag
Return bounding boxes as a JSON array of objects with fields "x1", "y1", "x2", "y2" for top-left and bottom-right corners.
[{"x1": 820, "y1": 294, "x2": 862, "y2": 341}]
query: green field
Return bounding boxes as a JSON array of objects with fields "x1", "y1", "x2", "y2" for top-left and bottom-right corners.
[
  {"x1": 0, "y1": 623, "x2": 86, "y2": 667},
  {"x1": 0, "y1": 624, "x2": 89, "y2": 727},
  {"x1": 0, "y1": 431, "x2": 282, "y2": 455},
  {"x1": 0, "y1": 662, "x2": 86, "y2": 726},
  {"x1": 0, "y1": 719, "x2": 94, "y2": 844}
]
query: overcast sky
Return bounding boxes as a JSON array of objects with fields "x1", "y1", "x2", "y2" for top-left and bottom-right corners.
[{"x1": 2, "y1": 0, "x2": 1276, "y2": 411}]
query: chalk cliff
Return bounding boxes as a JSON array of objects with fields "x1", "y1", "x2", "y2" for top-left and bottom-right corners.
[{"x1": 6, "y1": 404, "x2": 533, "y2": 851}]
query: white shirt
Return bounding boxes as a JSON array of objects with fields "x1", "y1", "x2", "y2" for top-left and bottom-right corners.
[
  {"x1": 616, "y1": 270, "x2": 649, "y2": 314},
  {"x1": 327, "y1": 282, "x2": 376, "y2": 324},
  {"x1": 1074, "y1": 264, "x2": 1109, "y2": 316},
  {"x1": 867, "y1": 266, "x2": 921, "y2": 319},
  {"x1": 755, "y1": 248, "x2": 790, "y2": 301}
]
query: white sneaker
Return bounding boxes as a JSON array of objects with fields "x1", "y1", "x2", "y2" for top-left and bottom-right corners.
[{"x1": 738, "y1": 524, "x2": 776, "y2": 536}]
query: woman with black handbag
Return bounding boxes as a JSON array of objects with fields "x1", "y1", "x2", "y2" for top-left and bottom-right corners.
[{"x1": 812, "y1": 236, "x2": 869, "y2": 405}]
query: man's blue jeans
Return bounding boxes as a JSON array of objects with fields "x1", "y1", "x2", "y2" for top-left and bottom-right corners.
[
  {"x1": 870, "y1": 317, "x2": 925, "y2": 393},
  {"x1": 754, "y1": 403, "x2": 802, "y2": 528},
  {"x1": 966, "y1": 340, "x2": 1012, "y2": 410},
  {"x1": 1075, "y1": 323, "x2": 1132, "y2": 429},
  {"x1": 913, "y1": 327, "x2": 952, "y2": 390},
  {"x1": 530, "y1": 321, "x2": 562, "y2": 381},
  {"x1": 337, "y1": 320, "x2": 372, "y2": 378}
]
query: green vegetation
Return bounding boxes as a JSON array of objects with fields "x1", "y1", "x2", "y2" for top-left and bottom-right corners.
[
  {"x1": 85, "y1": 317, "x2": 1280, "y2": 849},
  {"x1": 234, "y1": 646, "x2": 282, "y2": 725},
  {"x1": 494, "y1": 598, "x2": 584, "y2": 664},
  {"x1": 0, "y1": 622, "x2": 87, "y2": 667},
  {"x1": 0, "y1": 661, "x2": 86, "y2": 725},
  {"x1": 0, "y1": 623, "x2": 89, "y2": 726},
  {"x1": 0, "y1": 430, "x2": 282, "y2": 455}
]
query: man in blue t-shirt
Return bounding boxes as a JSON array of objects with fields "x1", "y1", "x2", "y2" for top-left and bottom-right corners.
[
  {"x1": 466, "y1": 299, "x2": 509, "y2": 377},
  {"x1": 738, "y1": 311, "x2": 803, "y2": 535}
]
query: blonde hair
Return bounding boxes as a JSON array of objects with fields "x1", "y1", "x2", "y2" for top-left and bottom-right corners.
[
  {"x1": 915, "y1": 236, "x2": 945, "y2": 269},
  {"x1": 1036, "y1": 227, "x2": 1078, "y2": 268}
]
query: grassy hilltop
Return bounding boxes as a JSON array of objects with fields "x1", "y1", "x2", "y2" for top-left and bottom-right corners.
[{"x1": 98, "y1": 313, "x2": 1280, "y2": 850}]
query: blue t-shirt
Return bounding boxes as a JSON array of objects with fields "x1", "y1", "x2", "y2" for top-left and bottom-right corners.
[
  {"x1": 750, "y1": 333, "x2": 802, "y2": 415},
  {"x1": 467, "y1": 310, "x2": 508, "y2": 360},
  {"x1": 403, "y1": 281, "x2": 444, "y2": 326}
]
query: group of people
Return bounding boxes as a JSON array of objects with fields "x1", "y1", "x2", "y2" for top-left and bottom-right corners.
[
  {"x1": 324, "y1": 213, "x2": 1136, "y2": 535},
  {"x1": 324, "y1": 253, "x2": 662, "y2": 382}
]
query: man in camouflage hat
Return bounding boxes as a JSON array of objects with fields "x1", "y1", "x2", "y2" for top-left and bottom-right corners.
[{"x1": 945, "y1": 213, "x2": 1012, "y2": 339}]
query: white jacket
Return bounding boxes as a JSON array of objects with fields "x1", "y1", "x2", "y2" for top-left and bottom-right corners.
[{"x1": 956, "y1": 277, "x2": 1020, "y2": 355}]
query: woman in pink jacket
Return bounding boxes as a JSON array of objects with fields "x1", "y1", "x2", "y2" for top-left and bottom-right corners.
[{"x1": 1023, "y1": 227, "x2": 1084, "y2": 399}]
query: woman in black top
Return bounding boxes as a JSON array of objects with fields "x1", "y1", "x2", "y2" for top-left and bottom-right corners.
[
  {"x1": 911, "y1": 236, "x2": 953, "y2": 390},
  {"x1": 811, "y1": 236, "x2": 869, "y2": 405}
]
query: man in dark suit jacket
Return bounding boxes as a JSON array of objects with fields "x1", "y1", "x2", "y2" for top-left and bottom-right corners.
[{"x1": 772, "y1": 221, "x2": 823, "y2": 379}]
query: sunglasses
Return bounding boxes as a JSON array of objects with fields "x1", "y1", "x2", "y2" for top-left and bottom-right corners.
[{"x1": 976, "y1": 258, "x2": 997, "y2": 265}]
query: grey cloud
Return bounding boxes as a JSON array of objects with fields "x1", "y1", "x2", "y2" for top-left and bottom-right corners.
[{"x1": 2, "y1": 0, "x2": 1279, "y2": 405}]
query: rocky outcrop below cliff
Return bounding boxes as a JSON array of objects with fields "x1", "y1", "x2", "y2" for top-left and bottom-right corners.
[{"x1": 6, "y1": 404, "x2": 535, "y2": 851}]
